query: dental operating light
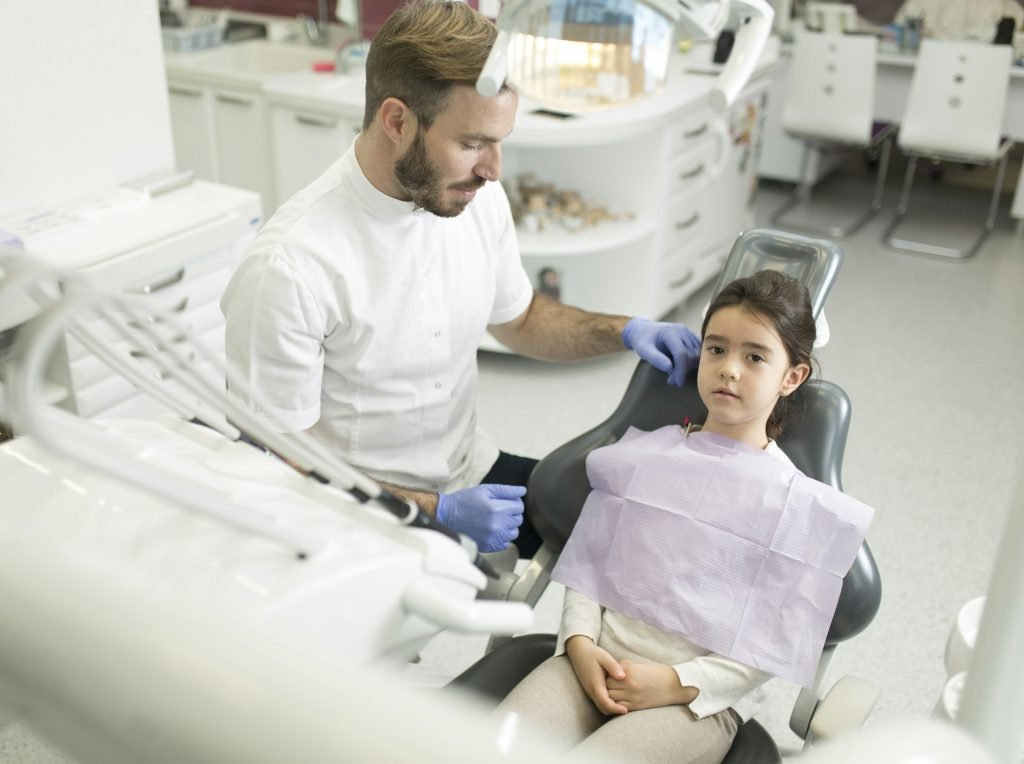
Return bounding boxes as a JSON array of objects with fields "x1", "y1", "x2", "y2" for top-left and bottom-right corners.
[{"x1": 477, "y1": 0, "x2": 774, "y2": 112}]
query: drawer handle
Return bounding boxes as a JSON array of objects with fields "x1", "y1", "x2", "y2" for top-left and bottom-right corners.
[
  {"x1": 674, "y1": 212, "x2": 700, "y2": 230},
  {"x1": 670, "y1": 270, "x2": 695, "y2": 289},
  {"x1": 683, "y1": 123, "x2": 709, "y2": 139},
  {"x1": 130, "y1": 268, "x2": 186, "y2": 295},
  {"x1": 169, "y1": 85, "x2": 202, "y2": 98},
  {"x1": 216, "y1": 93, "x2": 255, "y2": 107},
  {"x1": 296, "y1": 113, "x2": 339, "y2": 128},
  {"x1": 679, "y1": 163, "x2": 705, "y2": 180}
]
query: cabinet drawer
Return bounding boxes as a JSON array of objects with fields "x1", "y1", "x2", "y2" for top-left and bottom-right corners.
[
  {"x1": 66, "y1": 337, "x2": 130, "y2": 390},
  {"x1": 655, "y1": 247, "x2": 700, "y2": 317},
  {"x1": 66, "y1": 262, "x2": 228, "y2": 362},
  {"x1": 65, "y1": 290, "x2": 193, "y2": 363},
  {"x1": 66, "y1": 299, "x2": 224, "y2": 386},
  {"x1": 76, "y1": 357, "x2": 224, "y2": 421},
  {"x1": 69, "y1": 324, "x2": 225, "y2": 417},
  {"x1": 665, "y1": 112, "x2": 728, "y2": 176},
  {"x1": 661, "y1": 195, "x2": 709, "y2": 260},
  {"x1": 71, "y1": 369, "x2": 138, "y2": 418},
  {"x1": 665, "y1": 148, "x2": 712, "y2": 200},
  {"x1": 667, "y1": 111, "x2": 714, "y2": 157},
  {"x1": 270, "y1": 105, "x2": 361, "y2": 208}
]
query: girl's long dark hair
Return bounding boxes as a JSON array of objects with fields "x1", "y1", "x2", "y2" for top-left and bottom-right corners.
[{"x1": 701, "y1": 270, "x2": 817, "y2": 440}]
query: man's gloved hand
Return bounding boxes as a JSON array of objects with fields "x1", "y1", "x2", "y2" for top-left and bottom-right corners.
[
  {"x1": 622, "y1": 318, "x2": 702, "y2": 387},
  {"x1": 436, "y1": 484, "x2": 526, "y2": 553}
]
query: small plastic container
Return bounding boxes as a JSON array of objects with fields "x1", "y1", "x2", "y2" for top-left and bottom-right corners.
[
  {"x1": 161, "y1": 23, "x2": 225, "y2": 52},
  {"x1": 336, "y1": 39, "x2": 371, "y2": 75}
]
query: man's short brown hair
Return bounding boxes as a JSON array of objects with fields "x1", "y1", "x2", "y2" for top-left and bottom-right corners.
[{"x1": 363, "y1": 1, "x2": 498, "y2": 130}]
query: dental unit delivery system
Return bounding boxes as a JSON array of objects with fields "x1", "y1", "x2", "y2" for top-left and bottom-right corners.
[
  {"x1": 0, "y1": 250, "x2": 505, "y2": 580},
  {"x1": 0, "y1": 250, "x2": 536, "y2": 762}
]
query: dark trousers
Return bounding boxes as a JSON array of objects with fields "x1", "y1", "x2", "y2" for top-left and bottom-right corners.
[{"x1": 480, "y1": 451, "x2": 542, "y2": 558}]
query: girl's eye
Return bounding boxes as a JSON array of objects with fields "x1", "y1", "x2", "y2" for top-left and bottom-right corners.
[
  {"x1": 706, "y1": 345, "x2": 724, "y2": 355},
  {"x1": 749, "y1": 354, "x2": 765, "y2": 364}
]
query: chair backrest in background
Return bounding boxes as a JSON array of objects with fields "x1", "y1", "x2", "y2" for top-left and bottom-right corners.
[
  {"x1": 804, "y1": 1, "x2": 858, "y2": 35},
  {"x1": 898, "y1": 39, "x2": 1012, "y2": 160},
  {"x1": 782, "y1": 30, "x2": 879, "y2": 146},
  {"x1": 527, "y1": 362, "x2": 881, "y2": 644}
]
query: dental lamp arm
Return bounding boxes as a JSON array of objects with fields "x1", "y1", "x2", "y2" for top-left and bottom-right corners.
[
  {"x1": 477, "y1": 29, "x2": 509, "y2": 98},
  {"x1": 707, "y1": 0, "x2": 774, "y2": 112},
  {"x1": 477, "y1": 0, "x2": 773, "y2": 111}
]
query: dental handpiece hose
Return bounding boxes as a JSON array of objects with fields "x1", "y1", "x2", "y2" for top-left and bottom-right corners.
[
  {"x1": 215, "y1": 421, "x2": 499, "y2": 579},
  {"x1": 358, "y1": 487, "x2": 499, "y2": 580}
]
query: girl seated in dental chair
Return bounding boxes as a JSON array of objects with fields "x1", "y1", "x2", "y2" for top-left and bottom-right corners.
[{"x1": 495, "y1": 270, "x2": 873, "y2": 764}]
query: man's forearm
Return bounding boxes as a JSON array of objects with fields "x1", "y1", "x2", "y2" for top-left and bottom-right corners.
[
  {"x1": 380, "y1": 482, "x2": 440, "y2": 517},
  {"x1": 490, "y1": 292, "x2": 630, "y2": 361}
]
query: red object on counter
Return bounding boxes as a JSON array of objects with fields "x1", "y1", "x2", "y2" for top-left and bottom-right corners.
[{"x1": 312, "y1": 61, "x2": 336, "y2": 72}]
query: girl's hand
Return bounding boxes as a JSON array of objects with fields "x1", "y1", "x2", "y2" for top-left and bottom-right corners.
[
  {"x1": 606, "y1": 660, "x2": 700, "y2": 711},
  {"x1": 565, "y1": 636, "x2": 629, "y2": 716}
]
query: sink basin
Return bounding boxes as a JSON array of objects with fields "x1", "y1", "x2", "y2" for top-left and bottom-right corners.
[{"x1": 187, "y1": 39, "x2": 330, "y2": 77}]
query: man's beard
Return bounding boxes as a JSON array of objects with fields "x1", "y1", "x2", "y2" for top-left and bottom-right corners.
[{"x1": 394, "y1": 127, "x2": 484, "y2": 218}]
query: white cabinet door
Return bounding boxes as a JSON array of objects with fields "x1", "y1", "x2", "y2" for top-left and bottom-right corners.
[
  {"x1": 167, "y1": 82, "x2": 217, "y2": 180},
  {"x1": 212, "y1": 87, "x2": 273, "y2": 216},
  {"x1": 270, "y1": 106, "x2": 361, "y2": 207}
]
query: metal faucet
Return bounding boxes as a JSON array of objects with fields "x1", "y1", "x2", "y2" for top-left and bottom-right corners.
[{"x1": 299, "y1": 0, "x2": 330, "y2": 45}]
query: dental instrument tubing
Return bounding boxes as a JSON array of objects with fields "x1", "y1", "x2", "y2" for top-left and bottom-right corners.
[{"x1": 7, "y1": 259, "x2": 495, "y2": 576}]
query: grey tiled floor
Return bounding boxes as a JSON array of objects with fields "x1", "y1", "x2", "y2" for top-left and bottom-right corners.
[{"x1": 3, "y1": 170, "x2": 1022, "y2": 761}]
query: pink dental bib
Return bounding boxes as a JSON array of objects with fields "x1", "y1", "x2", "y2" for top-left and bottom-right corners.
[{"x1": 550, "y1": 426, "x2": 874, "y2": 688}]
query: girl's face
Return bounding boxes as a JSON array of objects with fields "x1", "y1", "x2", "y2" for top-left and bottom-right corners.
[{"x1": 697, "y1": 305, "x2": 810, "y2": 448}]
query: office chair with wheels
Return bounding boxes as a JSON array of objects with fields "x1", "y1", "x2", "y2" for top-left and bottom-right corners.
[
  {"x1": 881, "y1": 39, "x2": 1014, "y2": 260},
  {"x1": 772, "y1": 30, "x2": 896, "y2": 238}
]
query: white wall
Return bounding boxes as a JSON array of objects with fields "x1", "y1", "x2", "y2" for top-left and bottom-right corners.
[{"x1": 0, "y1": 1, "x2": 175, "y2": 217}]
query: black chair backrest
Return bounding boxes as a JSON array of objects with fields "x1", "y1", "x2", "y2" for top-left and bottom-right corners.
[{"x1": 527, "y1": 361, "x2": 881, "y2": 646}]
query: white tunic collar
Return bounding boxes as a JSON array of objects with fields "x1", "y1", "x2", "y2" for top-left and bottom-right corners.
[{"x1": 344, "y1": 146, "x2": 418, "y2": 219}]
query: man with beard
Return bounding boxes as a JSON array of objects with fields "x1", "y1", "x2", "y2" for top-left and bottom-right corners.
[{"x1": 221, "y1": 0, "x2": 700, "y2": 557}]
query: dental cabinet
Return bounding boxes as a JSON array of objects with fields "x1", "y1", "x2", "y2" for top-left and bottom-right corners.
[
  {"x1": 0, "y1": 182, "x2": 261, "y2": 421},
  {"x1": 262, "y1": 73, "x2": 364, "y2": 206},
  {"x1": 164, "y1": 40, "x2": 334, "y2": 214},
  {"x1": 1, "y1": 3, "x2": 263, "y2": 425},
  {"x1": 500, "y1": 72, "x2": 773, "y2": 336}
]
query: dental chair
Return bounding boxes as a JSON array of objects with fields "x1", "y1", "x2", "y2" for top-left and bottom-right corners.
[{"x1": 448, "y1": 230, "x2": 882, "y2": 761}]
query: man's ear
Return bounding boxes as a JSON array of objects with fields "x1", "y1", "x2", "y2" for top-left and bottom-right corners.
[
  {"x1": 780, "y1": 363, "x2": 811, "y2": 397},
  {"x1": 378, "y1": 97, "x2": 415, "y2": 146}
]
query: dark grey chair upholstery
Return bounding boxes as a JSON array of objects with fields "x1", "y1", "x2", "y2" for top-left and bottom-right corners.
[{"x1": 449, "y1": 362, "x2": 881, "y2": 762}]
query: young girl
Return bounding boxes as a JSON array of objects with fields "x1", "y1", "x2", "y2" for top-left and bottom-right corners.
[{"x1": 493, "y1": 270, "x2": 872, "y2": 764}]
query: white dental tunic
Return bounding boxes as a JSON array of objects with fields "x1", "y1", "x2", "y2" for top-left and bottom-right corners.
[{"x1": 221, "y1": 145, "x2": 534, "y2": 492}]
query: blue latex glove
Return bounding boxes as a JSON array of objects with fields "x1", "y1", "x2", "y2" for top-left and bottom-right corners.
[
  {"x1": 622, "y1": 318, "x2": 702, "y2": 387},
  {"x1": 436, "y1": 484, "x2": 526, "y2": 553}
]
